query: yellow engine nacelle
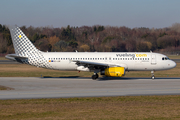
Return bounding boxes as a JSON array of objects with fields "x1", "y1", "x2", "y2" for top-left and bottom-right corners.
[{"x1": 101, "y1": 67, "x2": 125, "y2": 77}]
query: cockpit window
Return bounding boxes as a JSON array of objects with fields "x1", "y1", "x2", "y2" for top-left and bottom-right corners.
[{"x1": 162, "y1": 57, "x2": 170, "y2": 60}]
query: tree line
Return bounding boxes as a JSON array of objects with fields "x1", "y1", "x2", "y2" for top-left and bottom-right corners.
[{"x1": 1, "y1": 23, "x2": 180, "y2": 54}]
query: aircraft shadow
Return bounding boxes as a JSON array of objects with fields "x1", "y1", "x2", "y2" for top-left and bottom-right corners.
[
  {"x1": 41, "y1": 76, "x2": 180, "y2": 81},
  {"x1": 98, "y1": 77, "x2": 180, "y2": 81},
  {"x1": 42, "y1": 76, "x2": 80, "y2": 78}
]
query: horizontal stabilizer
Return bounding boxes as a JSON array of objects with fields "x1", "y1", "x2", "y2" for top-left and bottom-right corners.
[{"x1": 5, "y1": 54, "x2": 28, "y2": 61}]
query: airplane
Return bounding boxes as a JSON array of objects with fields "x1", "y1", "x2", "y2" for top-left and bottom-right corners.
[{"x1": 5, "y1": 25, "x2": 176, "y2": 80}]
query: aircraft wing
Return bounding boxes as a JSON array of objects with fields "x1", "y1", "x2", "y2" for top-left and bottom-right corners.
[
  {"x1": 72, "y1": 60, "x2": 128, "y2": 70},
  {"x1": 72, "y1": 60, "x2": 121, "y2": 69}
]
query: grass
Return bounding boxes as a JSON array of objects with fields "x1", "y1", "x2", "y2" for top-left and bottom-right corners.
[
  {"x1": 0, "y1": 85, "x2": 13, "y2": 90},
  {"x1": 0, "y1": 63, "x2": 180, "y2": 78},
  {"x1": 0, "y1": 64, "x2": 94, "y2": 77},
  {"x1": 0, "y1": 57, "x2": 6, "y2": 60},
  {"x1": 0, "y1": 95, "x2": 180, "y2": 119},
  {"x1": 168, "y1": 55, "x2": 180, "y2": 59}
]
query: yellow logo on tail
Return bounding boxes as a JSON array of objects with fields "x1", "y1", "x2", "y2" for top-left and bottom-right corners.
[{"x1": 19, "y1": 35, "x2": 22, "y2": 38}]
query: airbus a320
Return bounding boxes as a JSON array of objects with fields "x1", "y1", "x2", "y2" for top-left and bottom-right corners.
[{"x1": 6, "y1": 26, "x2": 176, "y2": 80}]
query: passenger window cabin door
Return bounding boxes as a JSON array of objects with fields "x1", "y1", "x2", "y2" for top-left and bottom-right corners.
[
  {"x1": 109, "y1": 57, "x2": 112, "y2": 62},
  {"x1": 151, "y1": 55, "x2": 156, "y2": 65}
]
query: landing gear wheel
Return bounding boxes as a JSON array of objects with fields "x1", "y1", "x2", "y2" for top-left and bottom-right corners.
[
  {"x1": 96, "y1": 74, "x2": 99, "y2": 79},
  {"x1": 92, "y1": 73, "x2": 99, "y2": 80},
  {"x1": 151, "y1": 76, "x2": 155, "y2": 80},
  {"x1": 92, "y1": 75, "x2": 96, "y2": 80}
]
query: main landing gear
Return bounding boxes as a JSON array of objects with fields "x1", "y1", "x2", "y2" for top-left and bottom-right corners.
[
  {"x1": 92, "y1": 73, "x2": 99, "y2": 80},
  {"x1": 151, "y1": 71, "x2": 155, "y2": 80}
]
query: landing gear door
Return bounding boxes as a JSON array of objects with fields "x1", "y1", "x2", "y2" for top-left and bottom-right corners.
[{"x1": 151, "y1": 55, "x2": 156, "y2": 65}]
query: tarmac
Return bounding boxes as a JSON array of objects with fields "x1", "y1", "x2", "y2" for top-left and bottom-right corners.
[{"x1": 0, "y1": 77, "x2": 180, "y2": 99}]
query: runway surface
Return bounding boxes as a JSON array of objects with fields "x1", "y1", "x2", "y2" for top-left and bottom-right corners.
[{"x1": 0, "y1": 77, "x2": 180, "y2": 99}]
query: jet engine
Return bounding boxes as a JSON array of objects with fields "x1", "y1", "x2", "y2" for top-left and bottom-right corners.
[
  {"x1": 101, "y1": 67, "x2": 125, "y2": 77},
  {"x1": 77, "y1": 66, "x2": 90, "y2": 71}
]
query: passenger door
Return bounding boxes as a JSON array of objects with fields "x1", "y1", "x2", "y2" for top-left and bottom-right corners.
[{"x1": 151, "y1": 54, "x2": 156, "y2": 65}]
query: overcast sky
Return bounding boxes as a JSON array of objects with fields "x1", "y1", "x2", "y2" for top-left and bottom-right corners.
[{"x1": 1, "y1": 0, "x2": 180, "y2": 28}]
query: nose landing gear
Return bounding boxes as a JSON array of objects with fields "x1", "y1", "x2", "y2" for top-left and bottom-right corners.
[{"x1": 151, "y1": 71, "x2": 155, "y2": 80}]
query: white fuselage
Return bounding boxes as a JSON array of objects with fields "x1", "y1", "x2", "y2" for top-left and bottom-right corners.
[{"x1": 42, "y1": 52, "x2": 176, "y2": 71}]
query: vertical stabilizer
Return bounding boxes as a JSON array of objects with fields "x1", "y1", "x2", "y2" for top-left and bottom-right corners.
[
  {"x1": 9, "y1": 25, "x2": 39, "y2": 57},
  {"x1": 8, "y1": 25, "x2": 52, "y2": 69}
]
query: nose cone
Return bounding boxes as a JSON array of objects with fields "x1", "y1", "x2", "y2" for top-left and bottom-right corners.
[{"x1": 171, "y1": 60, "x2": 176, "y2": 68}]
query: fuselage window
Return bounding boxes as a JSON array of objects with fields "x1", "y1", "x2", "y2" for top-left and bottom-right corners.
[
  {"x1": 95, "y1": 58, "x2": 97, "y2": 60},
  {"x1": 140, "y1": 58, "x2": 142, "y2": 60},
  {"x1": 125, "y1": 58, "x2": 127, "y2": 60}
]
